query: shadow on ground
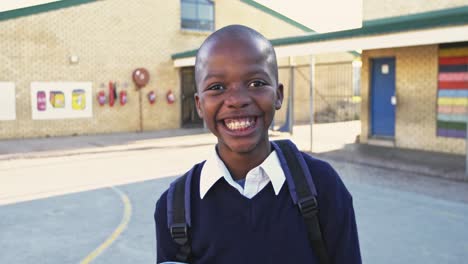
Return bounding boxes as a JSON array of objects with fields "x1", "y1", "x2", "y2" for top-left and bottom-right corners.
[{"x1": 314, "y1": 143, "x2": 466, "y2": 181}]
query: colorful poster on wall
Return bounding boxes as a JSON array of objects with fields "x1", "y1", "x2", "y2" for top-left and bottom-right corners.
[
  {"x1": 31, "y1": 82, "x2": 93, "y2": 120},
  {"x1": 436, "y1": 43, "x2": 468, "y2": 138},
  {"x1": 50, "y1": 91, "x2": 65, "y2": 108},
  {"x1": 72, "y1": 89, "x2": 86, "y2": 110},
  {"x1": 0, "y1": 82, "x2": 16, "y2": 120},
  {"x1": 37, "y1": 91, "x2": 47, "y2": 111}
]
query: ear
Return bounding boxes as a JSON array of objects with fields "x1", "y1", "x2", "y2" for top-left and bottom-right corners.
[
  {"x1": 275, "y1": 83, "x2": 284, "y2": 110},
  {"x1": 194, "y1": 93, "x2": 204, "y2": 118}
]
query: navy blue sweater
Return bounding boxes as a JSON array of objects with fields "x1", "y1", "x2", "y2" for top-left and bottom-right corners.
[{"x1": 155, "y1": 152, "x2": 361, "y2": 264}]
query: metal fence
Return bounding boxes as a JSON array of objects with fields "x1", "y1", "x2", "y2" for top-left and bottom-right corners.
[{"x1": 275, "y1": 61, "x2": 361, "y2": 126}]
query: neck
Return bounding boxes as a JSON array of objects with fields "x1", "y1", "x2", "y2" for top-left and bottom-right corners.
[{"x1": 217, "y1": 140, "x2": 271, "y2": 181}]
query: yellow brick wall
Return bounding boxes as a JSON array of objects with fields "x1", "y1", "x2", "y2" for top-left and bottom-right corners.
[
  {"x1": 0, "y1": 0, "x2": 214, "y2": 139},
  {"x1": 361, "y1": 45, "x2": 465, "y2": 154},
  {"x1": 364, "y1": 0, "x2": 468, "y2": 20},
  {"x1": 0, "y1": 0, "x2": 309, "y2": 139}
]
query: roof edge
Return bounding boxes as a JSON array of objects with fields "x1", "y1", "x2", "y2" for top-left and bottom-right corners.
[
  {"x1": 271, "y1": 5, "x2": 468, "y2": 47},
  {"x1": 0, "y1": 0, "x2": 97, "y2": 22},
  {"x1": 172, "y1": 49, "x2": 198, "y2": 60},
  {"x1": 364, "y1": 5, "x2": 468, "y2": 27},
  {"x1": 171, "y1": 6, "x2": 467, "y2": 59}
]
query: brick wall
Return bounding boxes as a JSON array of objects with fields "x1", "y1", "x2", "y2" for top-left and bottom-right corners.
[
  {"x1": 0, "y1": 0, "x2": 214, "y2": 139},
  {"x1": 0, "y1": 0, "x2": 308, "y2": 139},
  {"x1": 361, "y1": 45, "x2": 465, "y2": 154}
]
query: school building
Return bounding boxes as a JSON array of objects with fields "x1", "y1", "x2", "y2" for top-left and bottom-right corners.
[
  {"x1": 1, "y1": 1, "x2": 467, "y2": 155},
  {"x1": 173, "y1": 4, "x2": 468, "y2": 155},
  {"x1": 0, "y1": 0, "x2": 352, "y2": 139}
]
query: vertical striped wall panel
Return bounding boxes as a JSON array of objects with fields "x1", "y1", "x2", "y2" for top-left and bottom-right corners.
[{"x1": 436, "y1": 42, "x2": 468, "y2": 139}]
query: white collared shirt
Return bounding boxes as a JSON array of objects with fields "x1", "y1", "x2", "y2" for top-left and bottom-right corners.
[{"x1": 199, "y1": 148, "x2": 286, "y2": 199}]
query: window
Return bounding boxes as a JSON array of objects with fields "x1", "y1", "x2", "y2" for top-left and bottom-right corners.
[{"x1": 181, "y1": 0, "x2": 214, "y2": 31}]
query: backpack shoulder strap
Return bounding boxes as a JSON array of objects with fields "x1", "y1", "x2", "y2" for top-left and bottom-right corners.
[
  {"x1": 167, "y1": 163, "x2": 201, "y2": 263},
  {"x1": 273, "y1": 140, "x2": 330, "y2": 264}
]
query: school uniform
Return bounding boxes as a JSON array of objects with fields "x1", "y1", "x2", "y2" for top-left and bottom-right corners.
[{"x1": 155, "y1": 142, "x2": 361, "y2": 264}]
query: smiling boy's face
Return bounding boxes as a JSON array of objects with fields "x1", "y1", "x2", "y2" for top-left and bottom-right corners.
[{"x1": 195, "y1": 28, "x2": 283, "y2": 157}]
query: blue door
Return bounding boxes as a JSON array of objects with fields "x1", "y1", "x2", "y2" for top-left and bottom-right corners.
[{"x1": 371, "y1": 58, "x2": 396, "y2": 137}]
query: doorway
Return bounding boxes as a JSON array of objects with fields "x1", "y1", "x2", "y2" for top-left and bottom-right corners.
[
  {"x1": 181, "y1": 67, "x2": 203, "y2": 128},
  {"x1": 371, "y1": 57, "x2": 396, "y2": 137}
]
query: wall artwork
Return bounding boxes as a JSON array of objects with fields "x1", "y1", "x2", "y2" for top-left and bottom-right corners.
[
  {"x1": 436, "y1": 43, "x2": 468, "y2": 139},
  {"x1": 0, "y1": 82, "x2": 16, "y2": 120},
  {"x1": 31, "y1": 82, "x2": 93, "y2": 120}
]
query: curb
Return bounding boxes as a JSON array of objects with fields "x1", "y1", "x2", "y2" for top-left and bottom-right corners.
[{"x1": 315, "y1": 152, "x2": 467, "y2": 182}]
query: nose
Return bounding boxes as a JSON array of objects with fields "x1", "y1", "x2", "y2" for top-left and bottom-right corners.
[{"x1": 225, "y1": 85, "x2": 252, "y2": 108}]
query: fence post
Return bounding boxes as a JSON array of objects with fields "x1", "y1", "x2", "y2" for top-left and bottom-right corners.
[
  {"x1": 309, "y1": 56, "x2": 315, "y2": 152},
  {"x1": 290, "y1": 57, "x2": 295, "y2": 135}
]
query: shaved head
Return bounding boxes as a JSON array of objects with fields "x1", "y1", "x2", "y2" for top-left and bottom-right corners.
[{"x1": 194, "y1": 25, "x2": 278, "y2": 89}]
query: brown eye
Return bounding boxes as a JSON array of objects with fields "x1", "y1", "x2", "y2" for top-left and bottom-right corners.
[
  {"x1": 249, "y1": 80, "x2": 267, "y2": 88},
  {"x1": 206, "y1": 84, "x2": 224, "y2": 91}
]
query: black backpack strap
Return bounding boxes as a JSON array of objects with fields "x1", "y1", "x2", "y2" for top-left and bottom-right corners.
[
  {"x1": 167, "y1": 164, "x2": 199, "y2": 263},
  {"x1": 274, "y1": 140, "x2": 330, "y2": 264}
]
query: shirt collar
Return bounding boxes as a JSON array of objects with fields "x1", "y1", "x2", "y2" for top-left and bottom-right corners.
[
  {"x1": 260, "y1": 149, "x2": 286, "y2": 195},
  {"x1": 199, "y1": 149, "x2": 231, "y2": 199},
  {"x1": 199, "y1": 146, "x2": 285, "y2": 199}
]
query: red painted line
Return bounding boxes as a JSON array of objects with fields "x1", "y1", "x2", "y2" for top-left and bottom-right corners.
[
  {"x1": 438, "y1": 81, "x2": 468, "y2": 89},
  {"x1": 439, "y1": 56, "x2": 468, "y2": 65}
]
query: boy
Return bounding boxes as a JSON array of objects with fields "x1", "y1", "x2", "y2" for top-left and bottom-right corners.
[{"x1": 155, "y1": 25, "x2": 361, "y2": 264}]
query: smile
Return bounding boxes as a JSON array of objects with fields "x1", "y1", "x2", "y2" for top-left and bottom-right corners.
[{"x1": 223, "y1": 117, "x2": 257, "y2": 132}]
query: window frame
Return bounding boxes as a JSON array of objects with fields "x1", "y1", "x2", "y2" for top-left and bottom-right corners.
[{"x1": 181, "y1": 0, "x2": 214, "y2": 32}]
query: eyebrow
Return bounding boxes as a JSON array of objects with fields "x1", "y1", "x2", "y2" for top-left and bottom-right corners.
[
  {"x1": 203, "y1": 73, "x2": 225, "y2": 82},
  {"x1": 242, "y1": 68, "x2": 273, "y2": 81}
]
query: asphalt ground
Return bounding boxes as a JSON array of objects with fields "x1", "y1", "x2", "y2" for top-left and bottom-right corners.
[
  {"x1": 1, "y1": 154, "x2": 468, "y2": 264},
  {"x1": 1, "y1": 121, "x2": 468, "y2": 263}
]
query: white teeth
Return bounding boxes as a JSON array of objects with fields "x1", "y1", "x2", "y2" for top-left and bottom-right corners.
[{"x1": 225, "y1": 117, "x2": 255, "y2": 131}]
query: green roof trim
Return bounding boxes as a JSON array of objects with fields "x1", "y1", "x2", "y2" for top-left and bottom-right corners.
[
  {"x1": 0, "y1": 0, "x2": 97, "y2": 22},
  {"x1": 271, "y1": 6, "x2": 468, "y2": 47},
  {"x1": 172, "y1": 49, "x2": 198, "y2": 59},
  {"x1": 172, "y1": 6, "x2": 468, "y2": 59},
  {"x1": 362, "y1": 6, "x2": 468, "y2": 27},
  {"x1": 238, "y1": 1, "x2": 362, "y2": 58},
  {"x1": 349, "y1": 50, "x2": 361, "y2": 57},
  {"x1": 240, "y1": 0, "x2": 314, "y2": 33}
]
